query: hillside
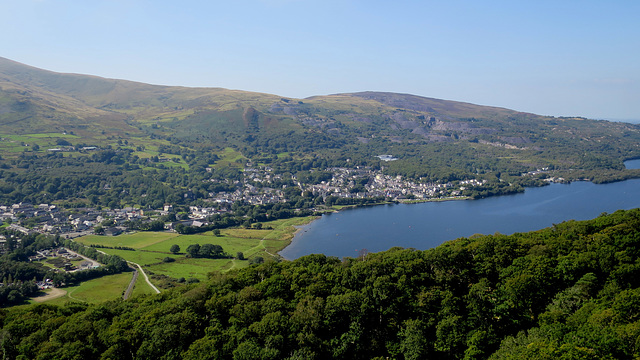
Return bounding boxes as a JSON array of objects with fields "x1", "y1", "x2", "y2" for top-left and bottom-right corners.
[
  {"x1": 0, "y1": 56, "x2": 640, "y2": 208},
  {"x1": 3, "y1": 209, "x2": 640, "y2": 359}
]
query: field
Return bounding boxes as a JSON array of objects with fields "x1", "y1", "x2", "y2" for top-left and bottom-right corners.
[
  {"x1": 17, "y1": 217, "x2": 314, "y2": 307},
  {"x1": 75, "y1": 217, "x2": 316, "y2": 282},
  {"x1": 30, "y1": 272, "x2": 133, "y2": 305},
  {"x1": 27, "y1": 270, "x2": 157, "y2": 307},
  {"x1": 214, "y1": 147, "x2": 246, "y2": 168}
]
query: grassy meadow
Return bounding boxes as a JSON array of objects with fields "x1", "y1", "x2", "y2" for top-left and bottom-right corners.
[
  {"x1": 34, "y1": 272, "x2": 134, "y2": 306},
  {"x1": 19, "y1": 217, "x2": 315, "y2": 307},
  {"x1": 75, "y1": 216, "x2": 316, "y2": 282}
]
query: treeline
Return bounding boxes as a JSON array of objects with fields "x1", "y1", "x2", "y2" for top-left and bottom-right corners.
[
  {"x1": 62, "y1": 239, "x2": 129, "y2": 274},
  {"x1": 0, "y1": 150, "x2": 243, "y2": 208},
  {"x1": 89, "y1": 244, "x2": 136, "y2": 251},
  {"x1": 463, "y1": 180, "x2": 526, "y2": 199},
  {"x1": 1, "y1": 133, "x2": 639, "y2": 212},
  {"x1": 4, "y1": 209, "x2": 640, "y2": 358},
  {"x1": 175, "y1": 203, "x2": 317, "y2": 235},
  {"x1": 184, "y1": 243, "x2": 227, "y2": 259}
]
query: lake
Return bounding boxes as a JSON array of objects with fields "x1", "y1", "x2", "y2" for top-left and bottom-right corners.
[{"x1": 280, "y1": 160, "x2": 640, "y2": 259}]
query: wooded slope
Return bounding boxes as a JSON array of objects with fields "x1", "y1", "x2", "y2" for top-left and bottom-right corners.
[{"x1": 3, "y1": 209, "x2": 640, "y2": 359}]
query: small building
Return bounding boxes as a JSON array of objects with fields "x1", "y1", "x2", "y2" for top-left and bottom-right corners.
[
  {"x1": 104, "y1": 227, "x2": 123, "y2": 236},
  {"x1": 376, "y1": 155, "x2": 398, "y2": 162}
]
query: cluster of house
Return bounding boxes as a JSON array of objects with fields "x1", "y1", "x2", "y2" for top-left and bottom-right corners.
[
  {"x1": 0, "y1": 166, "x2": 491, "y2": 243},
  {"x1": 27, "y1": 248, "x2": 99, "y2": 274},
  {"x1": 520, "y1": 168, "x2": 566, "y2": 183},
  {"x1": 208, "y1": 165, "x2": 489, "y2": 205},
  {"x1": 303, "y1": 168, "x2": 460, "y2": 200},
  {"x1": 0, "y1": 203, "x2": 144, "y2": 237},
  {"x1": 207, "y1": 167, "x2": 288, "y2": 206}
]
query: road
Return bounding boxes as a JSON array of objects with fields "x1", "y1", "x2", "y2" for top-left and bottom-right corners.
[{"x1": 63, "y1": 247, "x2": 101, "y2": 269}]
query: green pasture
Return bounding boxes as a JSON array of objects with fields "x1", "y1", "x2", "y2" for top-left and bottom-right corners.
[
  {"x1": 24, "y1": 270, "x2": 156, "y2": 307},
  {"x1": 41, "y1": 272, "x2": 133, "y2": 305},
  {"x1": 77, "y1": 232, "x2": 180, "y2": 249},
  {"x1": 130, "y1": 274, "x2": 157, "y2": 298},
  {"x1": 0, "y1": 133, "x2": 86, "y2": 156},
  {"x1": 215, "y1": 147, "x2": 246, "y2": 168},
  {"x1": 74, "y1": 216, "x2": 316, "y2": 283},
  {"x1": 148, "y1": 257, "x2": 238, "y2": 280},
  {"x1": 64, "y1": 272, "x2": 132, "y2": 303},
  {"x1": 26, "y1": 133, "x2": 80, "y2": 139},
  {"x1": 140, "y1": 232, "x2": 245, "y2": 253},
  {"x1": 96, "y1": 248, "x2": 180, "y2": 266}
]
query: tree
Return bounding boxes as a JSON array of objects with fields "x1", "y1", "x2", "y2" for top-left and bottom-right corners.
[
  {"x1": 186, "y1": 244, "x2": 200, "y2": 258},
  {"x1": 213, "y1": 229, "x2": 221, "y2": 237},
  {"x1": 170, "y1": 244, "x2": 180, "y2": 254},
  {"x1": 94, "y1": 226, "x2": 105, "y2": 235},
  {"x1": 237, "y1": 252, "x2": 245, "y2": 260},
  {"x1": 199, "y1": 243, "x2": 214, "y2": 258},
  {"x1": 145, "y1": 220, "x2": 165, "y2": 231}
]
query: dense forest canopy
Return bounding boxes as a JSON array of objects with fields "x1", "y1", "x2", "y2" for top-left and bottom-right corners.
[{"x1": 3, "y1": 209, "x2": 640, "y2": 359}]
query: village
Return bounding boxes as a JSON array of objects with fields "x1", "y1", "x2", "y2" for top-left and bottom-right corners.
[{"x1": 0, "y1": 165, "x2": 490, "y2": 247}]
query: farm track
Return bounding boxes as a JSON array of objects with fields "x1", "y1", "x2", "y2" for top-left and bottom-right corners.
[
  {"x1": 95, "y1": 249, "x2": 160, "y2": 295},
  {"x1": 123, "y1": 267, "x2": 139, "y2": 300},
  {"x1": 129, "y1": 261, "x2": 160, "y2": 294}
]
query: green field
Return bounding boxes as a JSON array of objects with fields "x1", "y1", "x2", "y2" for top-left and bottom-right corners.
[
  {"x1": 28, "y1": 271, "x2": 157, "y2": 307},
  {"x1": 75, "y1": 217, "x2": 316, "y2": 282},
  {"x1": 94, "y1": 248, "x2": 180, "y2": 265},
  {"x1": 130, "y1": 274, "x2": 158, "y2": 298},
  {"x1": 149, "y1": 257, "x2": 236, "y2": 279},
  {"x1": 26, "y1": 133, "x2": 80, "y2": 139},
  {"x1": 37, "y1": 272, "x2": 133, "y2": 305},
  {"x1": 214, "y1": 147, "x2": 246, "y2": 168},
  {"x1": 78, "y1": 232, "x2": 180, "y2": 249}
]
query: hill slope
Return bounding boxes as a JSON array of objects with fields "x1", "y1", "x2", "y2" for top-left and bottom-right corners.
[{"x1": 0, "y1": 56, "x2": 639, "y2": 207}]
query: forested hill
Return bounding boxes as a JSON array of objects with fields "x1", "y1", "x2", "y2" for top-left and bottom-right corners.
[{"x1": 3, "y1": 209, "x2": 640, "y2": 359}]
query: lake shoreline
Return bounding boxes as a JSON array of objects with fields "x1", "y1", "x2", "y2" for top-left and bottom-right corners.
[
  {"x1": 278, "y1": 195, "x2": 475, "y2": 259},
  {"x1": 278, "y1": 159, "x2": 640, "y2": 260},
  {"x1": 279, "y1": 177, "x2": 640, "y2": 260}
]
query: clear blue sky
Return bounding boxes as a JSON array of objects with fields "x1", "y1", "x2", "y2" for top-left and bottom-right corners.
[{"x1": 3, "y1": 0, "x2": 639, "y2": 120}]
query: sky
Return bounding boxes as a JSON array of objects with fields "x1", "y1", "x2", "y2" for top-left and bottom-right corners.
[{"x1": 2, "y1": 0, "x2": 639, "y2": 120}]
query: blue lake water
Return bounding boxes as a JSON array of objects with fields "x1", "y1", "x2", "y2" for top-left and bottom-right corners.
[{"x1": 280, "y1": 160, "x2": 640, "y2": 259}]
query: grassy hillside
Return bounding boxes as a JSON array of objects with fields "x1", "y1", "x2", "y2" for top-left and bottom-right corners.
[{"x1": 1, "y1": 56, "x2": 640, "y2": 208}]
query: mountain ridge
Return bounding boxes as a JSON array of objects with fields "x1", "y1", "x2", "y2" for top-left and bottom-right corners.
[{"x1": 0, "y1": 56, "x2": 567, "y2": 125}]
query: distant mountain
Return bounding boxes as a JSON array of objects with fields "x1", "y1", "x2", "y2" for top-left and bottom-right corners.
[{"x1": 1, "y1": 56, "x2": 640, "y2": 185}]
